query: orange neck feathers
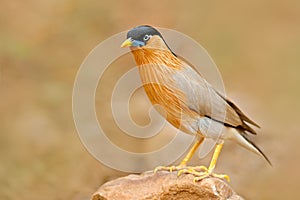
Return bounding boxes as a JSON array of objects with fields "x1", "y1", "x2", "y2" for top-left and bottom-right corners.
[{"x1": 131, "y1": 48, "x2": 182, "y2": 70}]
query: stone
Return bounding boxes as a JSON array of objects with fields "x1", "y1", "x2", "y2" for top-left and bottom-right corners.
[{"x1": 92, "y1": 171, "x2": 244, "y2": 200}]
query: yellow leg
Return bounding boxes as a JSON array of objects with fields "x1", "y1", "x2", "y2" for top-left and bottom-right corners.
[
  {"x1": 154, "y1": 137, "x2": 204, "y2": 173},
  {"x1": 208, "y1": 140, "x2": 223, "y2": 173},
  {"x1": 178, "y1": 140, "x2": 230, "y2": 182},
  {"x1": 180, "y1": 137, "x2": 204, "y2": 166}
]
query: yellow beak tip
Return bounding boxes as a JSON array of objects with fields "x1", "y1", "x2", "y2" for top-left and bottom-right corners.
[{"x1": 121, "y1": 38, "x2": 132, "y2": 48}]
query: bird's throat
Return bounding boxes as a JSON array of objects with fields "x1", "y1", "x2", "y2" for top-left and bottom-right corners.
[{"x1": 131, "y1": 48, "x2": 181, "y2": 69}]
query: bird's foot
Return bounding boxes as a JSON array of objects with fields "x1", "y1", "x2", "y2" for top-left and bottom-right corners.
[
  {"x1": 154, "y1": 165, "x2": 187, "y2": 173},
  {"x1": 178, "y1": 166, "x2": 230, "y2": 183}
]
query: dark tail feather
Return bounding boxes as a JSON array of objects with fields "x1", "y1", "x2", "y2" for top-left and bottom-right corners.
[{"x1": 241, "y1": 134, "x2": 272, "y2": 166}]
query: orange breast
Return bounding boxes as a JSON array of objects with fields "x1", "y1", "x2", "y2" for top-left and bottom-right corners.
[
  {"x1": 142, "y1": 83, "x2": 184, "y2": 130},
  {"x1": 132, "y1": 48, "x2": 199, "y2": 132}
]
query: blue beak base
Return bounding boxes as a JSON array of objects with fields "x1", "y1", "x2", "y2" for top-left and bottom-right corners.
[{"x1": 131, "y1": 39, "x2": 145, "y2": 47}]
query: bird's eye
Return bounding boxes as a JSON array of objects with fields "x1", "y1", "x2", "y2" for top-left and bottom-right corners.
[{"x1": 143, "y1": 35, "x2": 151, "y2": 41}]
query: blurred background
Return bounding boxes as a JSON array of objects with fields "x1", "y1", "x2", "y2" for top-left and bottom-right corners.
[{"x1": 1, "y1": 0, "x2": 300, "y2": 199}]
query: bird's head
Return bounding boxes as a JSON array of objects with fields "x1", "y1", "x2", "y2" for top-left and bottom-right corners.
[{"x1": 121, "y1": 25, "x2": 174, "y2": 53}]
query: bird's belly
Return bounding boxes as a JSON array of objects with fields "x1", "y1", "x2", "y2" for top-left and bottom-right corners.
[{"x1": 142, "y1": 84, "x2": 200, "y2": 135}]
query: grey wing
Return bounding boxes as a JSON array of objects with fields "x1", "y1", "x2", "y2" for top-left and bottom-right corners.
[{"x1": 173, "y1": 64, "x2": 259, "y2": 134}]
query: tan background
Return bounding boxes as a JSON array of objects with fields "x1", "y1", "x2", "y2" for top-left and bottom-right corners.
[{"x1": 1, "y1": 0, "x2": 300, "y2": 199}]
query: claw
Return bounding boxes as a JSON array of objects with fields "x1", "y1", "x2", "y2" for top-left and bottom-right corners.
[
  {"x1": 193, "y1": 172, "x2": 230, "y2": 182},
  {"x1": 211, "y1": 173, "x2": 230, "y2": 182},
  {"x1": 177, "y1": 165, "x2": 230, "y2": 182},
  {"x1": 177, "y1": 165, "x2": 207, "y2": 176},
  {"x1": 154, "y1": 165, "x2": 186, "y2": 173}
]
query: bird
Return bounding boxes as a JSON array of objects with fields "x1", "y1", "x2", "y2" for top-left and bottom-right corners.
[{"x1": 121, "y1": 25, "x2": 271, "y2": 182}]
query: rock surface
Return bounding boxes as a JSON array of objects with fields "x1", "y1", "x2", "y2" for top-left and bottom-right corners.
[{"x1": 92, "y1": 171, "x2": 244, "y2": 200}]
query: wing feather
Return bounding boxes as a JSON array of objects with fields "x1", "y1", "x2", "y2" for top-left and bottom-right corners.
[{"x1": 173, "y1": 62, "x2": 259, "y2": 134}]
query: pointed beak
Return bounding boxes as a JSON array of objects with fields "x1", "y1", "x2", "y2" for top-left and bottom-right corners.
[{"x1": 121, "y1": 38, "x2": 133, "y2": 47}]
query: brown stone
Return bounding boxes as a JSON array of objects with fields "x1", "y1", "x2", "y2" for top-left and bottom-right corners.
[{"x1": 92, "y1": 171, "x2": 244, "y2": 200}]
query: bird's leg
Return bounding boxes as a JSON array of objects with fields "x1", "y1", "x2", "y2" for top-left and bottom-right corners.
[
  {"x1": 179, "y1": 137, "x2": 204, "y2": 166},
  {"x1": 154, "y1": 137, "x2": 204, "y2": 173},
  {"x1": 196, "y1": 140, "x2": 230, "y2": 182},
  {"x1": 178, "y1": 140, "x2": 230, "y2": 182}
]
